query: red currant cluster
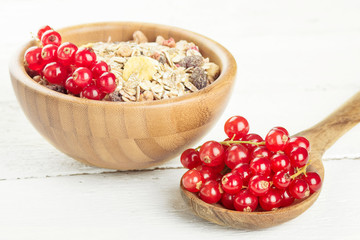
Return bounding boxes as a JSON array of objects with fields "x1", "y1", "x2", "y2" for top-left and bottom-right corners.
[
  {"x1": 181, "y1": 116, "x2": 322, "y2": 211},
  {"x1": 24, "y1": 25, "x2": 117, "y2": 100}
]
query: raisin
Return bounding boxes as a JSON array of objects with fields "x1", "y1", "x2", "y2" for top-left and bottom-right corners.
[
  {"x1": 46, "y1": 84, "x2": 66, "y2": 93},
  {"x1": 178, "y1": 56, "x2": 203, "y2": 68},
  {"x1": 108, "y1": 90, "x2": 123, "y2": 102},
  {"x1": 190, "y1": 67, "x2": 208, "y2": 90}
]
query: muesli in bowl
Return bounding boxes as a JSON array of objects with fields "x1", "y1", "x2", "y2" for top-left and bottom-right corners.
[{"x1": 25, "y1": 26, "x2": 221, "y2": 102}]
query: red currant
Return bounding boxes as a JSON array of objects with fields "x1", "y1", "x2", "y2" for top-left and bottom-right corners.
[
  {"x1": 182, "y1": 169, "x2": 203, "y2": 193},
  {"x1": 232, "y1": 163, "x2": 251, "y2": 185},
  {"x1": 234, "y1": 189, "x2": 258, "y2": 212},
  {"x1": 287, "y1": 136, "x2": 310, "y2": 152},
  {"x1": 80, "y1": 85, "x2": 104, "y2": 100},
  {"x1": 91, "y1": 60, "x2": 109, "y2": 79},
  {"x1": 280, "y1": 188, "x2": 295, "y2": 207},
  {"x1": 74, "y1": 47, "x2": 97, "y2": 68},
  {"x1": 41, "y1": 44, "x2": 58, "y2": 65},
  {"x1": 199, "y1": 180, "x2": 223, "y2": 204},
  {"x1": 259, "y1": 188, "x2": 282, "y2": 211},
  {"x1": 273, "y1": 126, "x2": 289, "y2": 136},
  {"x1": 250, "y1": 157, "x2": 271, "y2": 176},
  {"x1": 195, "y1": 165, "x2": 217, "y2": 181},
  {"x1": 221, "y1": 193, "x2": 236, "y2": 210},
  {"x1": 270, "y1": 152, "x2": 291, "y2": 172},
  {"x1": 41, "y1": 30, "x2": 62, "y2": 46},
  {"x1": 289, "y1": 147, "x2": 309, "y2": 168},
  {"x1": 199, "y1": 141, "x2": 225, "y2": 167},
  {"x1": 252, "y1": 146, "x2": 272, "y2": 158},
  {"x1": 37, "y1": 25, "x2": 52, "y2": 40},
  {"x1": 212, "y1": 161, "x2": 225, "y2": 173},
  {"x1": 241, "y1": 133, "x2": 263, "y2": 151},
  {"x1": 224, "y1": 144, "x2": 250, "y2": 169},
  {"x1": 265, "y1": 127, "x2": 289, "y2": 152},
  {"x1": 180, "y1": 149, "x2": 201, "y2": 169},
  {"x1": 248, "y1": 175, "x2": 270, "y2": 196},
  {"x1": 289, "y1": 179, "x2": 310, "y2": 199},
  {"x1": 65, "y1": 76, "x2": 82, "y2": 95},
  {"x1": 57, "y1": 42, "x2": 78, "y2": 66},
  {"x1": 72, "y1": 67, "x2": 93, "y2": 88},
  {"x1": 96, "y1": 72, "x2": 117, "y2": 93},
  {"x1": 224, "y1": 116, "x2": 249, "y2": 140},
  {"x1": 302, "y1": 172, "x2": 322, "y2": 193},
  {"x1": 42, "y1": 62, "x2": 68, "y2": 85},
  {"x1": 272, "y1": 170, "x2": 291, "y2": 189},
  {"x1": 25, "y1": 46, "x2": 44, "y2": 72},
  {"x1": 221, "y1": 172, "x2": 243, "y2": 195}
]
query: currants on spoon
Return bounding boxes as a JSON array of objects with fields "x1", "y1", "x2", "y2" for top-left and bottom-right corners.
[{"x1": 180, "y1": 91, "x2": 360, "y2": 229}]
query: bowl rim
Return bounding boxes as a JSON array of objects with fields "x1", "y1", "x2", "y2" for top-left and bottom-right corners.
[{"x1": 9, "y1": 21, "x2": 237, "y2": 107}]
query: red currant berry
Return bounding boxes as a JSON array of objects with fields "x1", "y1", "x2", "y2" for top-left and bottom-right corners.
[
  {"x1": 234, "y1": 189, "x2": 258, "y2": 212},
  {"x1": 224, "y1": 116, "x2": 249, "y2": 140},
  {"x1": 287, "y1": 136, "x2": 310, "y2": 152},
  {"x1": 42, "y1": 62, "x2": 68, "y2": 85},
  {"x1": 259, "y1": 188, "x2": 282, "y2": 211},
  {"x1": 221, "y1": 193, "x2": 236, "y2": 210},
  {"x1": 180, "y1": 148, "x2": 201, "y2": 169},
  {"x1": 221, "y1": 172, "x2": 243, "y2": 195},
  {"x1": 41, "y1": 44, "x2": 58, "y2": 65},
  {"x1": 302, "y1": 172, "x2": 322, "y2": 193},
  {"x1": 96, "y1": 72, "x2": 117, "y2": 93},
  {"x1": 24, "y1": 46, "x2": 44, "y2": 72},
  {"x1": 57, "y1": 42, "x2": 78, "y2": 66},
  {"x1": 250, "y1": 157, "x2": 271, "y2": 176},
  {"x1": 195, "y1": 165, "x2": 217, "y2": 181},
  {"x1": 224, "y1": 144, "x2": 250, "y2": 169},
  {"x1": 41, "y1": 30, "x2": 62, "y2": 46},
  {"x1": 199, "y1": 180, "x2": 223, "y2": 204},
  {"x1": 212, "y1": 161, "x2": 225, "y2": 173},
  {"x1": 232, "y1": 163, "x2": 251, "y2": 185},
  {"x1": 248, "y1": 175, "x2": 270, "y2": 196},
  {"x1": 289, "y1": 147, "x2": 309, "y2": 168},
  {"x1": 74, "y1": 47, "x2": 97, "y2": 68},
  {"x1": 91, "y1": 60, "x2": 109, "y2": 79},
  {"x1": 280, "y1": 188, "x2": 295, "y2": 207},
  {"x1": 273, "y1": 126, "x2": 289, "y2": 136},
  {"x1": 80, "y1": 85, "x2": 103, "y2": 100},
  {"x1": 37, "y1": 25, "x2": 52, "y2": 40},
  {"x1": 265, "y1": 127, "x2": 289, "y2": 152},
  {"x1": 272, "y1": 170, "x2": 291, "y2": 189},
  {"x1": 241, "y1": 133, "x2": 263, "y2": 151},
  {"x1": 199, "y1": 141, "x2": 225, "y2": 167},
  {"x1": 72, "y1": 67, "x2": 93, "y2": 88},
  {"x1": 289, "y1": 179, "x2": 310, "y2": 199},
  {"x1": 182, "y1": 169, "x2": 203, "y2": 193},
  {"x1": 270, "y1": 152, "x2": 291, "y2": 172},
  {"x1": 252, "y1": 146, "x2": 272, "y2": 158},
  {"x1": 65, "y1": 76, "x2": 82, "y2": 95}
]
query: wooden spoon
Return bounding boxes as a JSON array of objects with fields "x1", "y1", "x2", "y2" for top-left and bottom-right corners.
[{"x1": 180, "y1": 91, "x2": 360, "y2": 229}]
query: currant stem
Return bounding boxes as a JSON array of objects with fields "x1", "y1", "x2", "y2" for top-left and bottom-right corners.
[
  {"x1": 290, "y1": 160, "x2": 312, "y2": 179},
  {"x1": 194, "y1": 140, "x2": 265, "y2": 151}
]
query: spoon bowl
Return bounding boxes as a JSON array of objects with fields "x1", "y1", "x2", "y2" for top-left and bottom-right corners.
[{"x1": 180, "y1": 91, "x2": 360, "y2": 229}]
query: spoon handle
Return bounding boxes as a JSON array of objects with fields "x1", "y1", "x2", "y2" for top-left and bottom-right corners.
[{"x1": 297, "y1": 91, "x2": 360, "y2": 156}]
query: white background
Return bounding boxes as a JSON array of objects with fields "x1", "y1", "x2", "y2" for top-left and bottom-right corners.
[{"x1": 1, "y1": 0, "x2": 360, "y2": 239}]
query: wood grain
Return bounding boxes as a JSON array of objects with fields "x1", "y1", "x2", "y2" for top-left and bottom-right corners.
[
  {"x1": 180, "y1": 91, "x2": 360, "y2": 229},
  {"x1": 8, "y1": 22, "x2": 237, "y2": 170}
]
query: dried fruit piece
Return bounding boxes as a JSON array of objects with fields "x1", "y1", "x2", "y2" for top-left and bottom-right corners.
[
  {"x1": 189, "y1": 67, "x2": 207, "y2": 90},
  {"x1": 178, "y1": 55, "x2": 203, "y2": 68},
  {"x1": 123, "y1": 56, "x2": 157, "y2": 81},
  {"x1": 109, "y1": 90, "x2": 123, "y2": 102}
]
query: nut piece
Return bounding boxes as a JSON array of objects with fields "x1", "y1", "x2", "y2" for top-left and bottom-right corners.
[
  {"x1": 156, "y1": 35, "x2": 165, "y2": 45},
  {"x1": 189, "y1": 67, "x2": 207, "y2": 90},
  {"x1": 108, "y1": 90, "x2": 123, "y2": 102},
  {"x1": 178, "y1": 55, "x2": 203, "y2": 68},
  {"x1": 116, "y1": 44, "x2": 132, "y2": 57},
  {"x1": 133, "y1": 31, "x2": 148, "y2": 44},
  {"x1": 140, "y1": 90, "x2": 154, "y2": 101},
  {"x1": 207, "y1": 62, "x2": 220, "y2": 79},
  {"x1": 123, "y1": 56, "x2": 157, "y2": 81}
]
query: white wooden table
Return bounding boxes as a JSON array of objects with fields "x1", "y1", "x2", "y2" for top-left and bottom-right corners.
[{"x1": 1, "y1": 0, "x2": 360, "y2": 239}]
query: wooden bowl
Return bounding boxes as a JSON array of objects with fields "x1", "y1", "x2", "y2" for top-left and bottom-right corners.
[{"x1": 9, "y1": 22, "x2": 237, "y2": 170}]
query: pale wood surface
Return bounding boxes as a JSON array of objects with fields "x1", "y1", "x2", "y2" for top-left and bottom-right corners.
[{"x1": 1, "y1": 0, "x2": 360, "y2": 239}]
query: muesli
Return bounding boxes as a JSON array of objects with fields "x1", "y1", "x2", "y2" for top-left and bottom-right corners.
[{"x1": 24, "y1": 25, "x2": 221, "y2": 102}]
